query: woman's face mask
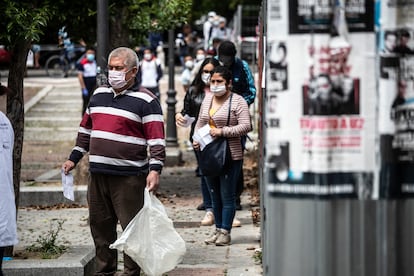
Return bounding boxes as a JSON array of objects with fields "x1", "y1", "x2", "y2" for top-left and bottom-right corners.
[
  {"x1": 210, "y1": 84, "x2": 227, "y2": 96},
  {"x1": 201, "y1": 73, "x2": 211, "y2": 84}
]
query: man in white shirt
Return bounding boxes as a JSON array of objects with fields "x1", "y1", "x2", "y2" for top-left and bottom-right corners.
[{"x1": 137, "y1": 48, "x2": 163, "y2": 100}]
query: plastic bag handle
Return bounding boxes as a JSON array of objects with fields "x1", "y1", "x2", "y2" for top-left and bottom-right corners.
[{"x1": 143, "y1": 188, "x2": 152, "y2": 209}]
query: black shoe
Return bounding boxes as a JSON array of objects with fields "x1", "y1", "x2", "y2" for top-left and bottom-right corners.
[
  {"x1": 236, "y1": 198, "x2": 242, "y2": 210},
  {"x1": 197, "y1": 203, "x2": 206, "y2": 211}
]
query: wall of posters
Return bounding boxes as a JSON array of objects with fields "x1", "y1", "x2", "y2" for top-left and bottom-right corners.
[
  {"x1": 265, "y1": 0, "x2": 376, "y2": 198},
  {"x1": 378, "y1": 1, "x2": 414, "y2": 198}
]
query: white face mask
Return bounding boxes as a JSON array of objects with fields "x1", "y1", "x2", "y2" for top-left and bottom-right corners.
[
  {"x1": 201, "y1": 73, "x2": 211, "y2": 84},
  {"x1": 144, "y1": 53, "x2": 152, "y2": 60},
  {"x1": 210, "y1": 84, "x2": 227, "y2": 96},
  {"x1": 185, "y1": 60, "x2": 194, "y2": 69},
  {"x1": 196, "y1": 54, "x2": 205, "y2": 62},
  {"x1": 108, "y1": 70, "x2": 130, "y2": 89}
]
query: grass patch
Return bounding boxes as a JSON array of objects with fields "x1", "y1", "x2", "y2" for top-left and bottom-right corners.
[{"x1": 24, "y1": 219, "x2": 67, "y2": 259}]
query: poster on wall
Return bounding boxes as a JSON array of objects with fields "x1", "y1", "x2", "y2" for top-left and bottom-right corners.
[
  {"x1": 288, "y1": 0, "x2": 374, "y2": 34},
  {"x1": 378, "y1": 1, "x2": 414, "y2": 198},
  {"x1": 266, "y1": 0, "x2": 376, "y2": 199}
]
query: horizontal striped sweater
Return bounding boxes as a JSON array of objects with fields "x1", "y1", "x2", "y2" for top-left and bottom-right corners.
[
  {"x1": 69, "y1": 85, "x2": 165, "y2": 175},
  {"x1": 195, "y1": 92, "x2": 252, "y2": 160}
]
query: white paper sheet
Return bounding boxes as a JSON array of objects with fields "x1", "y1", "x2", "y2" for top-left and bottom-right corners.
[
  {"x1": 182, "y1": 114, "x2": 196, "y2": 127},
  {"x1": 192, "y1": 124, "x2": 213, "y2": 150},
  {"x1": 61, "y1": 170, "x2": 74, "y2": 201}
]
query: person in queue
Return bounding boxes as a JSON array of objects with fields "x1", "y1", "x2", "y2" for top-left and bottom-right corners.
[
  {"x1": 217, "y1": 40, "x2": 256, "y2": 214},
  {"x1": 62, "y1": 47, "x2": 165, "y2": 275},
  {"x1": 193, "y1": 66, "x2": 252, "y2": 246},
  {"x1": 176, "y1": 57, "x2": 220, "y2": 226}
]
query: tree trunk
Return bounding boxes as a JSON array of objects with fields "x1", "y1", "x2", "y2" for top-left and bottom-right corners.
[
  {"x1": 4, "y1": 39, "x2": 31, "y2": 257},
  {"x1": 109, "y1": 6, "x2": 130, "y2": 49}
]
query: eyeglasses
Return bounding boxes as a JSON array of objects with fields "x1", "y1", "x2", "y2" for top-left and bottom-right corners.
[{"x1": 202, "y1": 70, "x2": 212, "y2": 74}]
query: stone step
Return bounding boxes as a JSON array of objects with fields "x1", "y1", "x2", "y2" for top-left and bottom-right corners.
[{"x1": 3, "y1": 246, "x2": 95, "y2": 276}]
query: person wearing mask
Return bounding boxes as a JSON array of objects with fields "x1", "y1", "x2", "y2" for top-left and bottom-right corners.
[
  {"x1": 0, "y1": 81, "x2": 18, "y2": 275},
  {"x1": 62, "y1": 47, "x2": 165, "y2": 275},
  {"x1": 211, "y1": 17, "x2": 233, "y2": 41},
  {"x1": 137, "y1": 47, "x2": 163, "y2": 100},
  {"x1": 190, "y1": 48, "x2": 207, "y2": 82},
  {"x1": 203, "y1": 11, "x2": 217, "y2": 51},
  {"x1": 193, "y1": 66, "x2": 252, "y2": 245},
  {"x1": 181, "y1": 55, "x2": 194, "y2": 92},
  {"x1": 77, "y1": 46, "x2": 97, "y2": 115},
  {"x1": 175, "y1": 32, "x2": 189, "y2": 68},
  {"x1": 176, "y1": 57, "x2": 220, "y2": 226},
  {"x1": 216, "y1": 40, "x2": 256, "y2": 212}
]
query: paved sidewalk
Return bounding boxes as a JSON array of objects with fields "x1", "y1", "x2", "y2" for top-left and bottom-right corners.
[
  {"x1": 11, "y1": 162, "x2": 262, "y2": 275},
  {"x1": 4, "y1": 74, "x2": 262, "y2": 275}
]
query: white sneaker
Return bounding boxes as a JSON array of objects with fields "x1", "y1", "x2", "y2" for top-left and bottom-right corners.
[
  {"x1": 232, "y1": 218, "x2": 241, "y2": 227},
  {"x1": 201, "y1": 211, "x2": 215, "y2": 226}
]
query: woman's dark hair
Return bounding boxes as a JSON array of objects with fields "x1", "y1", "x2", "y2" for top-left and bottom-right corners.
[
  {"x1": 191, "y1": 57, "x2": 220, "y2": 94},
  {"x1": 211, "y1": 65, "x2": 232, "y2": 84}
]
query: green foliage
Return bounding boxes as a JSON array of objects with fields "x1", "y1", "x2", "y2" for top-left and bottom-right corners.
[
  {"x1": 26, "y1": 219, "x2": 67, "y2": 259},
  {"x1": 0, "y1": 1, "x2": 56, "y2": 45},
  {"x1": 128, "y1": 0, "x2": 192, "y2": 32},
  {"x1": 105, "y1": 0, "x2": 192, "y2": 46}
]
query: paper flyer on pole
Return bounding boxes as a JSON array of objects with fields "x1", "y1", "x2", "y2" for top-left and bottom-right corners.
[
  {"x1": 378, "y1": 0, "x2": 414, "y2": 198},
  {"x1": 265, "y1": 0, "x2": 376, "y2": 199}
]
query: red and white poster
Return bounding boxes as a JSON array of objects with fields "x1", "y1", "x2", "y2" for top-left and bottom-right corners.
[{"x1": 265, "y1": 0, "x2": 376, "y2": 198}]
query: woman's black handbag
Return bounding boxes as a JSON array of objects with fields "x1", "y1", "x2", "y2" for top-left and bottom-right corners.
[
  {"x1": 198, "y1": 136, "x2": 230, "y2": 176},
  {"x1": 198, "y1": 94, "x2": 232, "y2": 177}
]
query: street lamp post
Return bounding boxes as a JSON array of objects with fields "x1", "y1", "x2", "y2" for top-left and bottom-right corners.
[
  {"x1": 166, "y1": 29, "x2": 178, "y2": 147},
  {"x1": 97, "y1": 0, "x2": 109, "y2": 73}
]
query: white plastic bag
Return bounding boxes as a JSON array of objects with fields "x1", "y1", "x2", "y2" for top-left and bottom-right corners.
[{"x1": 109, "y1": 188, "x2": 186, "y2": 276}]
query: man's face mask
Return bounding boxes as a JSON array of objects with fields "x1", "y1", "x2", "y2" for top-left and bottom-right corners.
[{"x1": 219, "y1": 55, "x2": 234, "y2": 67}]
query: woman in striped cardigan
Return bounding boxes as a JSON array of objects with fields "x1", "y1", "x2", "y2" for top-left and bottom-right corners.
[{"x1": 193, "y1": 66, "x2": 252, "y2": 246}]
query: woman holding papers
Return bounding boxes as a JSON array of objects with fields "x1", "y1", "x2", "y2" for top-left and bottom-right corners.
[
  {"x1": 176, "y1": 57, "x2": 220, "y2": 226},
  {"x1": 193, "y1": 66, "x2": 252, "y2": 246}
]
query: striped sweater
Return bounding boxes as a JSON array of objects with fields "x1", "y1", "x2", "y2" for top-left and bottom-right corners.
[
  {"x1": 68, "y1": 84, "x2": 166, "y2": 175},
  {"x1": 195, "y1": 92, "x2": 252, "y2": 160}
]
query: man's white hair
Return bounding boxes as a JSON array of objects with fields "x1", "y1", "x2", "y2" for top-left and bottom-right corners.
[{"x1": 108, "y1": 47, "x2": 139, "y2": 69}]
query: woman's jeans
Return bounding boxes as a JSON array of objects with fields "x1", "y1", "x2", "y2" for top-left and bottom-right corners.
[{"x1": 206, "y1": 160, "x2": 243, "y2": 232}]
